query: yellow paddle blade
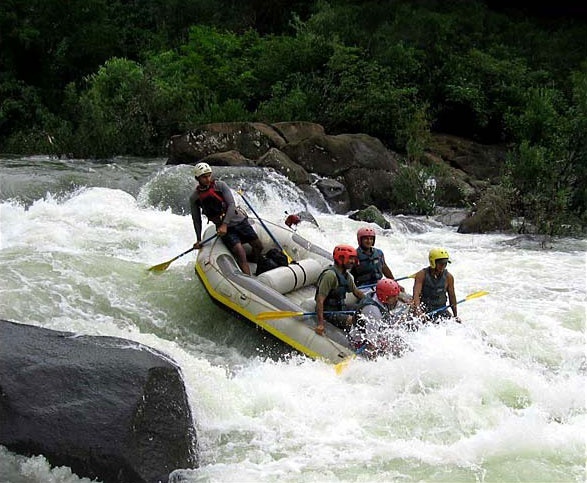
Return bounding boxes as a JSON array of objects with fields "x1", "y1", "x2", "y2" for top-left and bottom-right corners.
[
  {"x1": 334, "y1": 356, "x2": 354, "y2": 375},
  {"x1": 147, "y1": 260, "x2": 174, "y2": 272},
  {"x1": 465, "y1": 290, "x2": 489, "y2": 300},
  {"x1": 256, "y1": 310, "x2": 304, "y2": 321}
]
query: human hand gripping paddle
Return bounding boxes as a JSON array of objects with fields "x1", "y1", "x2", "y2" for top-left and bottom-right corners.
[
  {"x1": 237, "y1": 190, "x2": 294, "y2": 263},
  {"x1": 425, "y1": 290, "x2": 489, "y2": 317},
  {"x1": 256, "y1": 309, "x2": 356, "y2": 321},
  {"x1": 147, "y1": 234, "x2": 217, "y2": 272},
  {"x1": 358, "y1": 273, "x2": 417, "y2": 290}
]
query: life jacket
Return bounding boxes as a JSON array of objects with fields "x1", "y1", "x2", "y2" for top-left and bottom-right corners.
[
  {"x1": 352, "y1": 247, "x2": 384, "y2": 286},
  {"x1": 357, "y1": 294, "x2": 408, "y2": 326},
  {"x1": 357, "y1": 293, "x2": 386, "y2": 313},
  {"x1": 421, "y1": 267, "x2": 448, "y2": 311},
  {"x1": 316, "y1": 266, "x2": 351, "y2": 311},
  {"x1": 197, "y1": 180, "x2": 226, "y2": 221}
]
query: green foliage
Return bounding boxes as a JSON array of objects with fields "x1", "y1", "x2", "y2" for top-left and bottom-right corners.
[
  {"x1": 256, "y1": 80, "x2": 319, "y2": 123},
  {"x1": 389, "y1": 164, "x2": 437, "y2": 216},
  {"x1": 71, "y1": 58, "x2": 157, "y2": 157},
  {"x1": 313, "y1": 44, "x2": 425, "y2": 148},
  {"x1": 0, "y1": 0, "x2": 585, "y2": 233}
]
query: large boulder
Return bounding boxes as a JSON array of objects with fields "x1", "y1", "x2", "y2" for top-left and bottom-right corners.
[
  {"x1": 168, "y1": 122, "x2": 286, "y2": 164},
  {"x1": 256, "y1": 147, "x2": 310, "y2": 185},
  {"x1": 425, "y1": 133, "x2": 507, "y2": 182},
  {"x1": 166, "y1": 123, "x2": 513, "y2": 230},
  {"x1": 282, "y1": 133, "x2": 399, "y2": 176},
  {"x1": 0, "y1": 320, "x2": 197, "y2": 483},
  {"x1": 271, "y1": 122, "x2": 325, "y2": 144},
  {"x1": 342, "y1": 167, "x2": 398, "y2": 210}
]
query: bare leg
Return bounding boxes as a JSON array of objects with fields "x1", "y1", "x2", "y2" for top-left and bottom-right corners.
[
  {"x1": 231, "y1": 242, "x2": 251, "y2": 275},
  {"x1": 249, "y1": 238, "x2": 263, "y2": 263}
]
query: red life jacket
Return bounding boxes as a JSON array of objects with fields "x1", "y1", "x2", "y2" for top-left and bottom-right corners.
[{"x1": 197, "y1": 180, "x2": 226, "y2": 221}]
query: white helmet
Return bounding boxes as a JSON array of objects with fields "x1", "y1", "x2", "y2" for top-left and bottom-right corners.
[{"x1": 194, "y1": 162, "x2": 212, "y2": 178}]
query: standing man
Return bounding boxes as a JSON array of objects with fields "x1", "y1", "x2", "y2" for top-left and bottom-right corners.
[
  {"x1": 412, "y1": 247, "x2": 459, "y2": 321},
  {"x1": 315, "y1": 244, "x2": 365, "y2": 335},
  {"x1": 190, "y1": 162, "x2": 263, "y2": 275}
]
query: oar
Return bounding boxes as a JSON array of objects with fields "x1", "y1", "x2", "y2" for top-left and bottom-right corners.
[
  {"x1": 238, "y1": 190, "x2": 294, "y2": 263},
  {"x1": 147, "y1": 234, "x2": 217, "y2": 272},
  {"x1": 426, "y1": 290, "x2": 489, "y2": 316},
  {"x1": 256, "y1": 310, "x2": 356, "y2": 321},
  {"x1": 358, "y1": 273, "x2": 417, "y2": 290}
]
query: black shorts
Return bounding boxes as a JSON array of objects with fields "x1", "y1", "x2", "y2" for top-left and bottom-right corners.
[{"x1": 220, "y1": 220, "x2": 259, "y2": 250}]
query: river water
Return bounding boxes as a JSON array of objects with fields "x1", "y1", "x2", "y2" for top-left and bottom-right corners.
[{"x1": 0, "y1": 156, "x2": 585, "y2": 483}]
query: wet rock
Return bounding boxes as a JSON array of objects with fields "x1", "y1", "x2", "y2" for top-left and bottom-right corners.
[{"x1": 0, "y1": 320, "x2": 197, "y2": 483}]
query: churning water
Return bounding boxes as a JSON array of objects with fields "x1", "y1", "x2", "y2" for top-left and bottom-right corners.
[{"x1": 0, "y1": 157, "x2": 584, "y2": 482}]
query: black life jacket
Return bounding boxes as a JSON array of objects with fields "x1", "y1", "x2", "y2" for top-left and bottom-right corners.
[
  {"x1": 197, "y1": 180, "x2": 226, "y2": 221},
  {"x1": 421, "y1": 267, "x2": 448, "y2": 311},
  {"x1": 352, "y1": 247, "x2": 384, "y2": 286},
  {"x1": 316, "y1": 266, "x2": 351, "y2": 311}
]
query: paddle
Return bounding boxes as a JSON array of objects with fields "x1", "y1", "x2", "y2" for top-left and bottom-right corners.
[
  {"x1": 147, "y1": 234, "x2": 217, "y2": 272},
  {"x1": 426, "y1": 290, "x2": 489, "y2": 316},
  {"x1": 238, "y1": 190, "x2": 294, "y2": 263},
  {"x1": 256, "y1": 309, "x2": 356, "y2": 321},
  {"x1": 358, "y1": 273, "x2": 417, "y2": 290}
]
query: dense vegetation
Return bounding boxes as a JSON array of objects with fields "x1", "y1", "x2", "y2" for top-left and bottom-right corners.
[{"x1": 1, "y1": 0, "x2": 585, "y2": 235}]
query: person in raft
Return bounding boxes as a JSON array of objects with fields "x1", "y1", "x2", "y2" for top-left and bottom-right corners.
[
  {"x1": 190, "y1": 162, "x2": 263, "y2": 275},
  {"x1": 411, "y1": 247, "x2": 460, "y2": 323},
  {"x1": 350, "y1": 278, "x2": 413, "y2": 358},
  {"x1": 314, "y1": 244, "x2": 365, "y2": 336},
  {"x1": 351, "y1": 226, "x2": 411, "y2": 302}
]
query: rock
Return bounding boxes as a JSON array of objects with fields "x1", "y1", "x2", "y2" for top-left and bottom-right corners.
[
  {"x1": 201, "y1": 149, "x2": 251, "y2": 167},
  {"x1": 349, "y1": 205, "x2": 391, "y2": 229},
  {"x1": 425, "y1": 133, "x2": 507, "y2": 182},
  {"x1": 271, "y1": 122, "x2": 325, "y2": 144},
  {"x1": 167, "y1": 123, "x2": 511, "y2": 224},
  {"x1": 433, "y1": 207, "x2": 470, "y2": 226},
  {"x1": 342, "y1": 167, "x2": 397, "y2": 211},
  {"x1": 282, "y1": 133, "x2": 398, "y2": 176},
  {"x1": 0, "y1": 320, "x2": 197, "y2": 483},
  {"x1": 168, "y1": 122, "x2": 285, "y2": 164},
  {"x1": 314, "y1": 178, "x2": 350, "y2": 214},
  {"x1": 256, "y1": 148, "x2": 310, "y2": 185}
]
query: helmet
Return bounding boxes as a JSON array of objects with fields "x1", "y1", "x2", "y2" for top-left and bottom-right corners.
[
  {"x1": 429, "y1": 247, "x2": 451, "y2": 269},
  {"x1": 376, "y1": 278, "x2": 400, "y2": 303},
  {"x1": 333, "y1": 244, "x2": 358, "y2": 265},
  {"x1": 194, "y1": 162, "x2": 212, "y2": 178},
  {"x1": 285, "y1": 213, "x2": 302, "y2": 228},
  {"x1": 357, "y1": 226, "x2": 376, "y2": 245}
]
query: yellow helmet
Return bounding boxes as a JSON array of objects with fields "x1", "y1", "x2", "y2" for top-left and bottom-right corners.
[{"x1": 429, "y1": 247, "x2": 451, "y2": 268}]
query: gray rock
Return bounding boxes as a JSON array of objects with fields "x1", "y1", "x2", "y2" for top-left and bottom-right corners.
[{"x1": 0, "y1": 320, "x2": 197, "y2": 483}]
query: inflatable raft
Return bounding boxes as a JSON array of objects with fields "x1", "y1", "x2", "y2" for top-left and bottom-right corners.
[{"x1": 194, "y1": 218, "x2": 360, "y2": 365}]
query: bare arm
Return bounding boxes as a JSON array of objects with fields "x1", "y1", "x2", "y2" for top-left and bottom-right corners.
[
  {"x1": 446, "y1": 272, "x2": 457, "y2": 317},
  {"x1": 411, "y1": 270, "x2": 425, "y2": 315},
  {"x1": 315, "y1": 294, "x2": 326, "y2": 335},
  {"x1": 349, "y1": 273, "x2": 365, "y2": 300},
  {"x1": 382, "y1": 259, "x2": 394, "y2": 279},
  {"x1": 189, "y1": 191, "x2": 203, "y2": 242},
  {"x1": 381, "y1": 254, "x2": 406, "y2": 292}
]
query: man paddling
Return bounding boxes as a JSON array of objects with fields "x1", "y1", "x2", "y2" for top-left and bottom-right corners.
[
  {"x1": 412, "y1": 247, "x2": 460, "y2": 322},
  {"x1": 190, "y1": 163, "x2": 263, "y2": 275},
  {"x1": 314, "y1": 245, "x2": 365, "y2": 335}
]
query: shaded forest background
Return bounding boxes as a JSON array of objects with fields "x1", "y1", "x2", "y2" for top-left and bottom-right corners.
[{"x1": 1, "y1": 0, "x2": 585, "y2": 235}]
